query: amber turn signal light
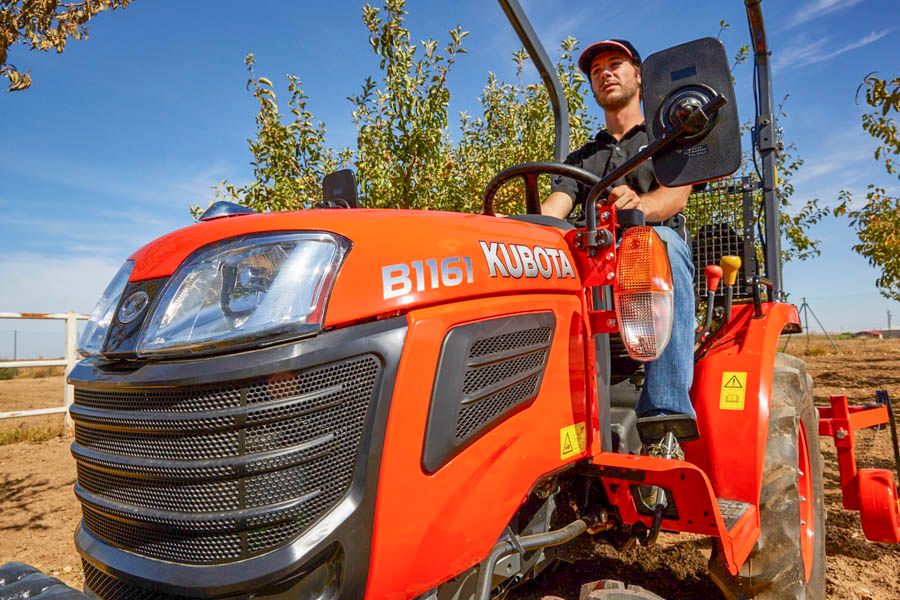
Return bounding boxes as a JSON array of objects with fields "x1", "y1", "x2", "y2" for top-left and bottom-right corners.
[{"x1": 614, "y1": 227, "x2": 674, "y2": 362}]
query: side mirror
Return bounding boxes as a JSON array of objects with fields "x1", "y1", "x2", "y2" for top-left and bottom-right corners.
[
  {"x1": 321, "y1": 169, "x2": 359, "y2": 208},
  {"x1": 641, "y1": 37, "x2": 741, "y2": 187}
]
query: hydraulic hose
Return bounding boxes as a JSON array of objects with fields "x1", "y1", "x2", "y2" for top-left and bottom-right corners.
[{"x1": 474, "y1": 519, "x2": 588, "y2": 600}]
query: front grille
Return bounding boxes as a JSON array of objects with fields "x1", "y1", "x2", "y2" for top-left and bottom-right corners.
[
  {"x1": 72, "y1": 355, "x2": 381, "y2": 565},
  {"x1": 83, "y1": 560, "x2": 181, "y2": 600}
]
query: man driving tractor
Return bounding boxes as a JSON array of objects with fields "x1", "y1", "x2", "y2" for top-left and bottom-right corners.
[{"x1": 542, "y1": 40, "x2": 697, "y2": 463}]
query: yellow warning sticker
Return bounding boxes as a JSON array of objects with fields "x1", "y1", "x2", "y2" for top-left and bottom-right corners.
[
  {"x1": 560, "y1": 422, "x2": 587, "y2": 459},
  {"x1": 720, "y1": 371, "x2": 748, "y2": 410}
]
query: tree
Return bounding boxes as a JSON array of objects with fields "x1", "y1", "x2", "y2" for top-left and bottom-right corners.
[
  {"x1": 1, "y1": 0, "x2": 132, "y2": 92},
  {"x1": 348, "y1": 0, "x2": 466, "y2": 210},
  {"x1": 834, "y1": 74, "x2": 900, "y2": 301},
  {"x1": 219, "y1": 0, "x2": 593, "y2": 215},
  {"x1": 216, "y1": 0, "x2": 824, "y2": 266},
  {"x1": 202, "y1": 54, "x2": 351, "y2": 216},
  {"x1": 448, "y1": 40, "x2": 596, "y2": 215}
]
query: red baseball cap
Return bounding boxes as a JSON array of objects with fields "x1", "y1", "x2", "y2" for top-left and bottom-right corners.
[{"x1": 578, "y1": 39, "x2": 642, "y2": 75}]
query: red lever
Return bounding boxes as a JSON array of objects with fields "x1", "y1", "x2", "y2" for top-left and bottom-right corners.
[{"x1": 705, "y1": 265, "x2": 723, "y2": 292}]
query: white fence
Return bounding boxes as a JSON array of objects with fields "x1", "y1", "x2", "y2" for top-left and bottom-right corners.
[{"x1": 0, "y1": 312, "x2": 89, "y2": 430}]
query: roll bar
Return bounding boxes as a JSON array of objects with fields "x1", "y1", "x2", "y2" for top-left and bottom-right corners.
[
  {"x1": 745, "y1": 0, "x2": 783, "y2": 299},
  {"x1": 496, "y1": 0, "x2": 570, "y2": 162}
]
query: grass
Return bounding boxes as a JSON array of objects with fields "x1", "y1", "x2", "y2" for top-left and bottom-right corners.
[
  {"x1": 0, "y1": 366, "x2": 65, "y2": 380},
  {"x1": 0, "y1": 421, "x2": 66, "y2": 446},
  {"x1": 16, "y1": 366, "x2": 66, "y2": 379}
]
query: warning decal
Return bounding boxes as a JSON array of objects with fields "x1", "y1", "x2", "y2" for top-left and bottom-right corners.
[
  {"x1": 560, "y1": 422, "x2": 587, "y2": 459},
  {"x1": 720, "y1": 371, "x2": 748, "y2": 410}
]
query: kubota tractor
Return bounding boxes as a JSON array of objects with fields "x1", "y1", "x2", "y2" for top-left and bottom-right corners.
[{"x1": 2, "y1": 1, "x2": 898, "y2": 599}]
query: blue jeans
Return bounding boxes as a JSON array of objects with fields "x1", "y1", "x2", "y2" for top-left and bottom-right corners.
[{"x1": 636, "y1": 226, "x2": 697, "y2": 419}]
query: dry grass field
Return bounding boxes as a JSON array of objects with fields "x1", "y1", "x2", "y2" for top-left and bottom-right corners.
[{"x1": 1, "y1": 337, "x2": 898, "y2": 598}]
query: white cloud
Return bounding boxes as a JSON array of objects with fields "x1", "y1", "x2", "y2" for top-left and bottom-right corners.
[
  {"x1": 0, "y1": 151, "x2": 231, "y2": 210},
  {"x1": 788, "y1": 0, "x2": 865, "y2": 28},
  {"x1": 774, "y1": 29, "x2": 892, "y2": 71},
  {"x1": 0, "y1": 253, "x2": 122, "y2": 315}
]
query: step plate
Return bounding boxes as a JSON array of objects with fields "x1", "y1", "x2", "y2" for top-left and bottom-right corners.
[{"x1": 717, "y1": 498, "x2": 751, "y2": 531}]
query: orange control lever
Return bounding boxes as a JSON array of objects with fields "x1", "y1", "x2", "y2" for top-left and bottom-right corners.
[{"x1": 704, "y1": 265, "x2": 723, "y2": 292}]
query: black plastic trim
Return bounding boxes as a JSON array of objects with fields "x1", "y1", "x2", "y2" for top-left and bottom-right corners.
[
  {"x1": 422, "y1": 313, "x2": 554, "y2": 474},
  {"x1": 71, "y1": 317, "x2": 407, "y2": 599},
  {"x1": 102, "y1": 277, "x2": 167, "y2": 357}
]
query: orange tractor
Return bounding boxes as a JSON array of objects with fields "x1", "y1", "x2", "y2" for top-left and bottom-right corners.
[{"x1": 2, "y1": 1, "x2": 898, "y2": 599}]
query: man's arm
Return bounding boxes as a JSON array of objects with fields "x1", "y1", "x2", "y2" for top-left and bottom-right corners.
[
  {"x1": 541, "y1": 191, "x2": 575, "y2": 219},
  {"x1": 608, "y1": 184, "x2": 691, "y2": 222}
]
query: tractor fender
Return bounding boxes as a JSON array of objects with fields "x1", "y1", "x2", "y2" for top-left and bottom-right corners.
[{"x1": 685, "y1": 302, "x2": 801, "y2": 506}]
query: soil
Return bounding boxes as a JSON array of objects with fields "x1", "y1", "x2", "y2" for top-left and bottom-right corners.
[
  {"x1": 1, "y1": 338, "x2": 898, "y2": 598},
  {"x1": 0, "y1": 375, "x2": 68, "y2": 441}
]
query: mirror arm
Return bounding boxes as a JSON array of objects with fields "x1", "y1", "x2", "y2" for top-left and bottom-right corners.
[{"x1": 580, "y1": 95, "x2": 726, "y2": 256}]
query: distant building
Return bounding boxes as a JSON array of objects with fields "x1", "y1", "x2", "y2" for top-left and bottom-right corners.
[
  {"x1": 883, "y1": 329, "x2": 900, "y2": 339},
  {"x1": 855, "y1": 330, "x2": 884, "y2": 339}
]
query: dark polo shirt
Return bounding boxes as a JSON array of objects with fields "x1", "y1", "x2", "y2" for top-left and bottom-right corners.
[{"x1": 551, "y1": 123, "x2": 657, "y2": 217}]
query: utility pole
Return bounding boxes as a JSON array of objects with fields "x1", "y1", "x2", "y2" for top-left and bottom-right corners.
[{"x1": 889, "y1": 310, "x2": 893, "y2": 335}]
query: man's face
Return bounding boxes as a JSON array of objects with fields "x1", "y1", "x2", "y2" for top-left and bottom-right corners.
[{"x1": 590, "y1": 51, "x2": 641, "y2": 111}]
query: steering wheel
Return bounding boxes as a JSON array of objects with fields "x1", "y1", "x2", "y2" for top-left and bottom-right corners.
[{"x1": 481, "y1": 162, "x2": 603, "y2": 216}]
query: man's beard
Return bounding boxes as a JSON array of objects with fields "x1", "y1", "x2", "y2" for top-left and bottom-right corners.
[{"x1": 594, "y1": 79, "x2": 639, "y2": 111}]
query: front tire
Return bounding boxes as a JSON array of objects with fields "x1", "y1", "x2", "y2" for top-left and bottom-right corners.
[{"x1": 709, "y1": 353, "x2": 826, "y2": 599}]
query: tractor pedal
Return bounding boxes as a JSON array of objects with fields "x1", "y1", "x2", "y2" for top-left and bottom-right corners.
[{"x1": 716, "y1": 498, "x2": 751, "y2": 531}]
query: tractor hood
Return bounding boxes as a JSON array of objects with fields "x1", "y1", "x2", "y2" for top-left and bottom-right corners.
[{"x1": 128, "y1": 209, "x2": 582, "y2": 329}]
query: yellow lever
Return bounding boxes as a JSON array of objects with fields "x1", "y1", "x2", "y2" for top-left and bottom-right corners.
[{"x1": 720, "y1": 255, "x2": 742, "y2": 286}]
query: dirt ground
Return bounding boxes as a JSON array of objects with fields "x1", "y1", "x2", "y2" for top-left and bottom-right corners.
[{"x1": 1, "y1": 337, "x2": 898, "y2": 598}]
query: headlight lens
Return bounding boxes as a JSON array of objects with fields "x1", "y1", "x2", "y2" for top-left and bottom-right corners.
[
  {"x1": 137, "y1": 232, "x2": 349, "y2": 356},
  {"x1": 78, "y1": 261, "x2": 134, "y2": 356}
]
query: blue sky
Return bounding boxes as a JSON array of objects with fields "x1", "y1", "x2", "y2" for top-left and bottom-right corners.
[{"x1": 1, "y1": 0, "x2": 898, "y2": 357}]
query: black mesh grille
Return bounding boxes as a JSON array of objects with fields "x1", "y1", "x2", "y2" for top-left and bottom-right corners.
[
  {"x1": 462, "y1": 350, "x2": 546, "y2": 395},
  {"x1": 468, "y1": 326, "x2": 552, "y2": 358},
  {"x1": 74, "y1": 386, "x2": 242, "y2": 412},
  {"x1": 423, "y1": 312, "x2": 554, "y2": 473},
  {"x1": 82, "y1": 505, "x2": 242, "y2": 563},
  {"x1": 684, "y1": 176, "x2": 759, "y2": 300},
  {"x1": 83, "y1": 560, "x2": 182, "y2": 600},
  {"x1": 75, "y1": 427, "x2": 240, "y2": 460},
  {"x1": 456, "y1": 319, "x2": 551, "y2": 440},
  {"x1": 73, "y1": 355, "x2": 380, "y2": 565},
  {"x1": 456, "y1": 373, "x2": 540, "y2": 440}
]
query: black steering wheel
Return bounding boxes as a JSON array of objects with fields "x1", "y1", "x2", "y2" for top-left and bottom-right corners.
[{"x1": 481, "y1": 162, "x2": 602, "y2": 216}]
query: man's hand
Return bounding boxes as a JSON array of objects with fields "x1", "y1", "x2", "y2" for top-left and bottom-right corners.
[{"x1": 608, "y1": 185, "x2": 643, "y2": 212}]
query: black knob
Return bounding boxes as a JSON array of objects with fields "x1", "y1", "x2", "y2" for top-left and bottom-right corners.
[{"x1": 617, "y1": 208, "x2": 645, "y2": 228}]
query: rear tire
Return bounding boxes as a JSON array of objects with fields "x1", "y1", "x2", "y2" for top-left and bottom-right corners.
[{"x1": 709, "y1": 353, "x2": 826, "y2": 599}]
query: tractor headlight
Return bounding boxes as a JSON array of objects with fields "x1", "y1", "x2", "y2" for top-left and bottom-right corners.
[
  {"x1": 614, "y1": 227, "x2": 674, "y2": 361},
  {"x1": 78, "y1": 261, "x2": 135, "y2": 356},
  {"x1": 136, "y1": 232, "x2": 349, "y2": 356}
]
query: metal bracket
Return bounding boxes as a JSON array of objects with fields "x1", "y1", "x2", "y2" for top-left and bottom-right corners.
[{"x1": 755, "y1": 114, "x2": 776, "y2": 153}]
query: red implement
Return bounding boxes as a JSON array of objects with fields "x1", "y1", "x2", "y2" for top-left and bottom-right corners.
[{"x1": 817, "y1": 395, "x2": 900, "y2": 543}]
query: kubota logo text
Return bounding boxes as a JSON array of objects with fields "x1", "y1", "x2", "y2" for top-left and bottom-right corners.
[{"x1": 479, "y1": 241, "x2": 575, "y2": 279}]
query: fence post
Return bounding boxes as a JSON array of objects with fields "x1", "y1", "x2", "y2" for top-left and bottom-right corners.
[{"x1": 64, "y1": 311, "x2": 78, "y2": 432}]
